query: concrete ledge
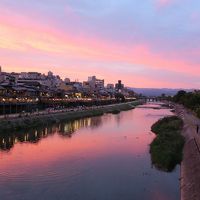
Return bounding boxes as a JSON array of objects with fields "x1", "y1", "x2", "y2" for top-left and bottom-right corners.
[{"x1": 181, "y1": 137, "x2": 200, "y2": 200}]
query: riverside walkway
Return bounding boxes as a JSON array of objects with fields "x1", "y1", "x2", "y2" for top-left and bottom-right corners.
[
  {"x1": 0, "y1": 102, "x2": 132, "y2": 120},
  {"x1": 0, "y1": 101, "x2": 142, "y2": 133},
  {"x1": 175, "y1": 104, "x2": 200, "y2": 200}
]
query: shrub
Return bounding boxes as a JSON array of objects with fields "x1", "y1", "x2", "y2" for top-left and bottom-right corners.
[{"x1": 150, "y1": 116, "x2": 185, "y2": 172}]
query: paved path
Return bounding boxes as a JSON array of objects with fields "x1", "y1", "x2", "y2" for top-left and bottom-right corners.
[{"x1": 175, "y1": 104, "x2": 200, "y2": 200}]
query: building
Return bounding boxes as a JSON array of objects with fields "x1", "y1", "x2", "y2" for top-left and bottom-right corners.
[
  {"x1": 17, "y1": 71, "x2": 63, "y2": 89},
  {"x1": 88, "y1": 76, "x2": 104, "y2": 91},
  {"x1": 0, "y1": 67, "x2": 133, "y2": 100},
  {"x1": 106, "y1": 84, "x2": 114, "y2": 90},
  {"x1": 115, "y1": 80, "x2": 124, "y2": 92},
  {"x1": 0, "y1": 73, "x2": 16, "y2": 84},
  {"x1": 73, "y1": 82, "x2": 83, "y2": 92},
  {"x1": 19, "y1": 72, "x2": 42, "y2": 80},
  {"x1": 59, "y1": 82, "x2": 74, "y2": 92},
  {"x1": 64, "y1": 78, "x2": 70, "y2": 83},
  {"x1": 106, "y1": 84, "x2": 115, "y2": 96},
  {"x1": 82, "y1": 81, "x2": 92, "y2": 96},
  {"x1": 47, "y1": 71, "x2": 53, "y2": 78}
]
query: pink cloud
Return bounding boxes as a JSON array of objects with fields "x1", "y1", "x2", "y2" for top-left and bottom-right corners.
[
  {"x1": 156, "y1": 0, "x2": 173, "y2": 8},
  {"x1": 0, "y1": 4, "x2": 200, "y2": 88}
]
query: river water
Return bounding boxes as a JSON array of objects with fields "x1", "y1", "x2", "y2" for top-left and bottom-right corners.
[{"x1": 0, "y1": 103, "x2": 179, "y2": 200}]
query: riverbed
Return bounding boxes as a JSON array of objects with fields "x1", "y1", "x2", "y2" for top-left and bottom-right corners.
[{"x1": 0, "y1": 103, "x2": 179, "y2": 200}]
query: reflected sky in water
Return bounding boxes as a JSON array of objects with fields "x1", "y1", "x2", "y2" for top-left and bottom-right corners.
[{"x1": 0, "y1": 104, "x2": 179, "y2": 200}]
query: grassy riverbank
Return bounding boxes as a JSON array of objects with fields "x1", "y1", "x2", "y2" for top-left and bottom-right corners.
[
  {"x1": 0, "y1": 101, "x2": 142, "y2": 133},
  {"x1": 150, "y1": 116, "x2": 185, "y2": 172}
]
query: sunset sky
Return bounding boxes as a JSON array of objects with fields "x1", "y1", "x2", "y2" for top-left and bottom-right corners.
[{"x1": 0, "y1": 0, "x2": 200, "y2": 88}]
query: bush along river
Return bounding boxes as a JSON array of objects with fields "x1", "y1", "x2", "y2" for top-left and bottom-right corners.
[
  {"x1": 0, "y1": 102, "x2": 180, "y2": 200},
  {"x1": 150, "y1": 116, "x2": 185, "y2": 172}
]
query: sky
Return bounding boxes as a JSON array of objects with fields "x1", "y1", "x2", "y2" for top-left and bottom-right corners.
[{"x1": 0, "y1": 0, "x2": 200, "y2": 88}]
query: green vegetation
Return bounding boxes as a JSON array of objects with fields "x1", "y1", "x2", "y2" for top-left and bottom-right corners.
[
  {"x1": 111, "y1": 110, "x2": 121, "y2": 114},
  {"x1": 105, "y1": 101, "x2": 139, "y2": 114},
  {"x1": 150, "y1": 116, "x2": 185, "y2": 172},
  {"x1": 173, "y1": 90, "x2": 200, "y2": 117},
  {"x1": 0, "y1": 109, "x2": 104, "y2": 133}
]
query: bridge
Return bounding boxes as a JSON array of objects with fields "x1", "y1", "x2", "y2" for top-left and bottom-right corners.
[{"x1": 139, "y1": 96, "x2": 163, "y2": 102}]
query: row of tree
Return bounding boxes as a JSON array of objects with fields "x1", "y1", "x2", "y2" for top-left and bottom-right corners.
[{"x1": 173, "y1": 90, "x2": 200, "y2": 117}]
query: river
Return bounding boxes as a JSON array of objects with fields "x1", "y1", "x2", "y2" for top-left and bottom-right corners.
[{"x1": 0, "y1": 103, "x2": 179, "y2": 200}]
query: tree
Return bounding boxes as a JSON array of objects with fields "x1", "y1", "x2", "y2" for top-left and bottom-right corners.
[
  {"x1": 115, "y1": 93, "x2": 125, "y2": 102},
  {"x1": 173, "y1": 90, "x2": 186, "y2": 103}
]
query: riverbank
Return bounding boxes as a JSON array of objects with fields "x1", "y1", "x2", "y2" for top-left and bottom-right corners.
[
  {"x1": 0, "y1": 101, "x2": 142, "y2": 133},
  {"x1": 174, "y1": 104, "x2": 200, "y2": 200},
  {"x1": 150, "y1": 116, "x2": 184, "y2": 172}
]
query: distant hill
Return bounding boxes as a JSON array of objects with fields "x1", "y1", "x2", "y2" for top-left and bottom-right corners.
[{"x1": 130, "y1": 88, "x2": 194, "y2": 97}]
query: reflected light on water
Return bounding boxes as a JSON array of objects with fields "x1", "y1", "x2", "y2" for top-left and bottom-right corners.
[{"x1": 0, "y1": 104, "x2": 179, "y2": 200}]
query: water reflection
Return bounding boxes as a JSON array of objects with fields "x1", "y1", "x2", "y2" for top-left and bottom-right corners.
[
  {"x1": 0, "y1": 105, "x2": 180, "y2": 200},
  {"x1": 0, "y1": 116, "x2": 103, "y2": 152}
]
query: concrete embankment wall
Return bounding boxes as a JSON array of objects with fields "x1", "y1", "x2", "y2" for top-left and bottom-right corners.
[
  {"x1": 180, "y1": 125, "x2": 200, "y2": 200},
  {"x1": 175, "y1": 104, "x2": 200, "y2": 200},
  {"x1": 0, "y1": 101, "x2": 143, "y2": 133},
  {"x1": 181, "y1": 137, "x2": 200, "y2": 200}
]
